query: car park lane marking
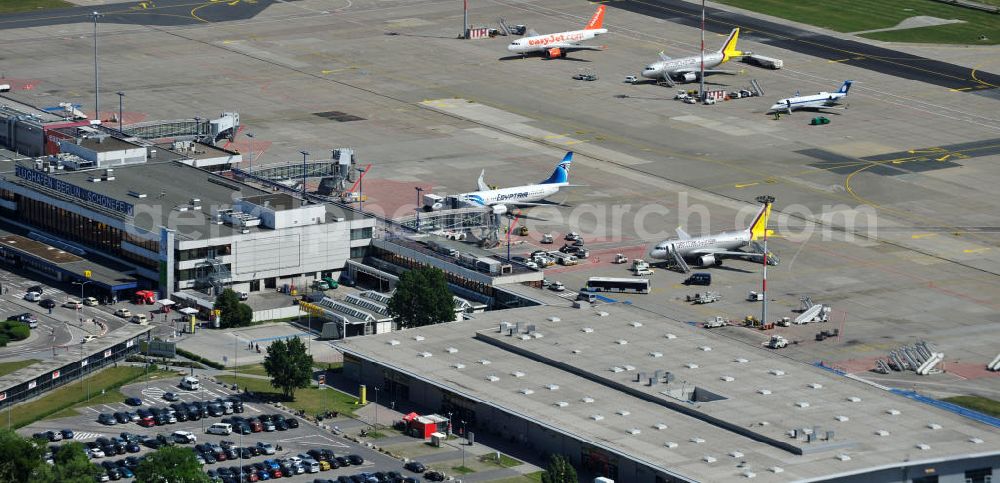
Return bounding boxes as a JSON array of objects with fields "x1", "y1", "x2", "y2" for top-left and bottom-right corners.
[{"x1": 72, "y1": 431, "x2": 105, "y2": 440}]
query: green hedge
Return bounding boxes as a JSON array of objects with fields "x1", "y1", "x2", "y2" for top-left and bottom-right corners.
[
  {"x1": 175, "y1": 348, "x2": 225, "y2": 370},
  {"x1": 0, "y1": 321, "x2": 30, "y2": 347}
]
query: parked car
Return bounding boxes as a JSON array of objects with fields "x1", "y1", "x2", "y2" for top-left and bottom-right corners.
[
  {"x1": 98, "y1": 413, "x2": 117, "y2": 425},
  {"x1": 256, "y1": 442, "x2": 276, "y2": 455},
  {"x1": 424, "y1": 470, "x2": 446, "y2": 481},
  {"x1": 163, "y1": 392, "x2": 180, "y2": 402},
  {"x1": 172, "y1": 430, "x2": 197, "y2": 444},
  {"x1": 403, "y1": 461, "x2": 426, "y2": 473},
  {"x1": 7, "y1": 313, "x2": 38, "y2": 329},
  {"x1": 124, "y1": 397, "x2": 142, "y2": 406},
  {"x1": 60, "y1": 429, "x2": 75, "y2": 440}
]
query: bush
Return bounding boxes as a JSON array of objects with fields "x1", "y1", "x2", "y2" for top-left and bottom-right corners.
[
  {"x1": 175, "y1": 348, "x2": 224, "y2": 370},
  {"x1": 0, "y1": 321, "x2": 30, "y2": 343},
  {"x1": 0, "y1": 334, "x2": 9, "y2": 347}
]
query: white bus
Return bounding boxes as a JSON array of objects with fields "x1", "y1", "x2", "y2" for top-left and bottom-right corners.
[{"x1": 586, "y1": 277, "x2": 651, "y2": 294}]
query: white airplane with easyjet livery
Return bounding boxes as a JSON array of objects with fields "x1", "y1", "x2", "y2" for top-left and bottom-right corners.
[{"x1": 507, "y1": 5, "x2": 607, "y2": 59}]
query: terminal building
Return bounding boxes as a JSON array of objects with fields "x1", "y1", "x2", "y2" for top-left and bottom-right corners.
[
  {"x1": 338, "y1": 304, "x2": 1000, "y2": 483},
  {"x1": 0, "y1": 126, "x2": 374, "y2": 300}
]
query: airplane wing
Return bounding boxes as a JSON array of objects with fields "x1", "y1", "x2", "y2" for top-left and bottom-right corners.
[
  {"x1": 676, "y1": 227, "x2": 691, "y2": 240},
  {"x1": 688, "y1": 249, "x2": 758, "y2": 259},
  {"x1": 554, "y1": 44, "x2": 606, "y2": 52},
  {"x1": 477, "y1": 170, "x2": 489, "y2": 192},
  {"x1": 525, "y1": 28, "x2": 540, "y2": 37},
  {"x1": 658, "y1": 51, "x2": 671, "y2": 61},
  {"x1": 672, "y1": 68, "x2": 735, "y2": 76}
]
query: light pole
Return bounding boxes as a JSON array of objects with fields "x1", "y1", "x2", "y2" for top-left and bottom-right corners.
[
  {"x1": 414, "y1": 187, "x2": 423, "y2": 232},
  {"x1": 755, "y1": 195, "x2": 775, "y2": 327},
  {"x1": 116, "y1": 91, "x2": 125, "y2": 132},
  {"x1": 92, "y1": 12, "x2": 103, "y2": 121},
  {"x1": 300, "y1": 151, "x2": 310, "y2": 197},
  {"x1": 699, "y1": 0, "x2": 705, "y2": 102},
  {"x1": 372, "y1": 386, "x2": 380, "y2": 430},
  {"x1": 356, "y1": 167, "x2": 367, "y2": 212},
  {"x1": 77, "y1": 279, "x2": 93, "y2": 300},
  {"x1": 246, "y1": 133, "x2": 254, "y2": 174},
  {"x1": 460, "y1": 419, "x2": 466, "y2": 468}
]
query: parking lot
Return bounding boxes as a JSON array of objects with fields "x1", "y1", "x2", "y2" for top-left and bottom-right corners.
[{"x1": 18, "y1": 374, "x2": 431, "y2": 482}]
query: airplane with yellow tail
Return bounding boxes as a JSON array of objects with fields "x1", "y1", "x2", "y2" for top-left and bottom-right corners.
[
  {"x1": 639, "y1": 28, "x2": 743, "y2": 86},
  {"x1": 647, "y1": 199, "x2": 779, "y2": 272}
]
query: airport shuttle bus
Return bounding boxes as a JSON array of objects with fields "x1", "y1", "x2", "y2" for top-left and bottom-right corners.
[{"x1": 586, "y1": 277, "x2": 651, "y2": 294}]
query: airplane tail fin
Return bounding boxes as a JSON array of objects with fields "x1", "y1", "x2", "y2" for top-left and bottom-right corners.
[
  {"x1": 718, "y1": 28, "x2": 742, "y2": 63},
  {"x1": 747, "y1": 202, "x2": 772, "y2": 241},
  {"x1": 837, "y1": 80, "x2": 853, "y2": 95},
  {"x1": 585, "y1": 5, "x2": 606, "y2": 30},
  {"x1": 477, "y1": 169, "x2": 489, "y2": 192},
  {"x1": 541, "y1": 152, "x2": 573, "y2": 184}
]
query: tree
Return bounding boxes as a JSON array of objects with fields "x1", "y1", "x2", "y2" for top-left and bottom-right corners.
[
  {"x1": 134, "y1": 445, "x2": 210, "y2": 483},
  {"x1": 541, "y1": 454, "x2": 577, "y2": 483},
  {"x1": 387, "y1": 267, "x2": 455, "y2": 329},
  {"x1": 0, "y1": 429, "x2": 44, "y2": 482},
  {"x1": 213, "y1": 288, "x2": 253, "y2": 328},
  {"x1": 262, "y1": 337, "x2": 313, "y2": 400},
  {"x1": 32, "y1": 442, "x2": 104, "y2": 482}
]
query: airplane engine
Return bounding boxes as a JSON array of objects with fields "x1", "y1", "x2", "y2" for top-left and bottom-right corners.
[
  {"x1": 681, "y1": 72, "x2": 697, "y2": 82},
  {"x1": 491, "y1": 204, "x2": 509, "y2": 215},
  {"x1": 545, "y1": 47, "x2": 564, "y2": 59},
  {"x1": 698, "y1": 254, "x2": 719, "y2": 266}
]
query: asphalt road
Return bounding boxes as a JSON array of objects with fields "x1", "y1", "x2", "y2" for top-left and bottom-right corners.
[
  {"x1": 0, "y1": 0, "x2": 295, "y2": 29},
  {"x1": 605, "y1": 0, "x2": 1000, "y2": 94}
]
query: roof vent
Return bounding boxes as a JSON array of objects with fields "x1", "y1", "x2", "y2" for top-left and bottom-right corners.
[
  {"x1": 452, "y1": 363, "x2": 465, "y2": 369},
  {"x1": 875, "y1": 430, "x2": 890, "y2": 437},
  {"x1": 699, "y1": 346, "x2": 712, "y2": 352},
  {"x1": 649, "y1": 351, "x2": 663, "y2": 358},
  {"x1": 730, "y1": 451, "x2": 744, "y2": 458},
  {"x1": 511, "y1": 371, "x2": 525, "y2": 378},
  {"x1": 970, "y1": 437, "x2": 984, "y2": 444},
  {"x1": 616, "y1": 410, "x2": 630, "y2": 416},
  {"x1": 623, "y1": 365, "x2": 635, "y2": 371},
  {"x1": 916, "y1": 443, "x2": 931, "y2": 451},
  {"x1": 653, "y1": 423, "x2": 668, "y2": 430},
  {"x1": 596, "y1": 311, "x2": 609, "y2": 317},
  {"x1": 520, "y1": 389, "x2": 534, "y2": 395},
  {"x1": 547, "y1": 316, "x2": 561, "y2": 322},
  {"x1": 610, "y1": 366, "x2": 624, "y2": 373},
  {"x1": 720, "y1": 376, "x2": 735, "y2": 382},
  {"x1": 615, "y1": 339, "x2": 628, "y2": 345},
  {"x1": 418, "y1": 352, "x2": 432, "y2": 358},
  {"x1": 690, "y1": 437, "x2": 705, "y2": 444},
  {"x1": 590, "y1": 414, "x2": 604, "y2": 421},
  {"x1": 413, "y1": 335, "x2": 425, "y2": 341},
  {"x1": 572, "y1": 349, "x2": 582, "y2": 354},
  {"x1": 486, "y1": 375, "x2": 500, "y2": 382},
  {"x1": 479, "y1": 359, "x2": 491, "y2": 365},
  {"x1": 703, "y1": 456, "x2": 716, "y2": 464},
  {"x1": 758, "y1": 389, "x2": 772, "y2": 395},
  {"x1": 769, "y1": 467, "x2": 784, "y2": 474},
  {"x1": 554, "y1": 401, "x2": 569, "y2": 408},
  {"x1": 546, "y1": 384, "x2": 560, "y2": 391},
  {"x1": 769, "y1": 369, "x2": 785, "y2": 376},
  {"x1": 808, "y1": 383, "x2": 823, "y2": 389},
  {"x1": 446, "y1": 347, "x2": 458, "y2": 354},
  {"x1": 734, "y1": 358, "x2": 749, "y2": 363},
  {"x1": 664, "y1": 442, "x2": 678, "y2": 449},
  {"x1": 834, "y1": 415, "x2": 849, "y2": 422},
  {"x1": 627, "y1": 428, "x2": 641, "y2": 435},
  {"x1": 927, "y1": 423, "x2": 942, "y2": 430},
  {"x1": 581, "y1": 397, "x2": 594, "y2": 403},
  {"x1": 886, "y1": 409, "x2": 901, "y2": 416},
  {"x1": 685, "y1": 363, "x2": 699, "y2": 369},
  {"x1": 836, "y1": 454, "x2": 851, "y2": 461},
  {"x1": 742, "y1": 470, "x2": 756, "y2": 479},
  {"x1": 795, "y1": 401, "x2": 810, "y2": 408},
  {"x1": 581, "y1": 327, "x2": 594, "y2": 333},
  {"x1": 665, "y1": 333, "x2": 677, "y2": 339},
  {"x1": 519, "y1": 334, "x2": 532, "y2": 341},
  {"x1": 127, "y1": 190, "x2": 147, "y2": 199},
  {"x1": 846, "y1": 396, "x2": 861, "y2": 402},
  {"x1": 629, "y1": 321, "x2": 643, "y2": 328},
  {"x1": 388, "y1": 340, "x2": 400, "y2": 346}
]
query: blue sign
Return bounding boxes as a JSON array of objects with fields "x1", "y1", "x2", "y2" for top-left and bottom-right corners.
[{"x1": 16, "y1": 165, "x2": 134, "y2": 216}]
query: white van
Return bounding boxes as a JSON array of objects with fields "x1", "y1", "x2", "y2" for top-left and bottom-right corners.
[
  {"x1": 303, "y1": 459, "x2": 320, "y2": 473},
  {"x1": 207, "y1": 423, "x2": 232, "y2": 435},
  {"x1": 180, "y1": 376, "x2": 200, "y2": 391}
]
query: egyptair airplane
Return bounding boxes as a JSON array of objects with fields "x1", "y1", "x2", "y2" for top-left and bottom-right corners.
[
  {"x1": 506, "y1": 6, "x2": 607, "y2": 59},
  {"x1": 647, "y1": 201, "x2": 778, "y2": 272},
  {"x1": 640, "y1": 28, "x2": 743, "y2": 86},
  {"x1": 451, "y1": 152, "x2": 575, "y2": 215},
  {"x1": 768, "y1": 81, "x2": 852, "y2": 114}
]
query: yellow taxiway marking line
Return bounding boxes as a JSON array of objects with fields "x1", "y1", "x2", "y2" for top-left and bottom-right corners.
[
  {"x1": 734, "y1": 182, "x2": 759, "y2": 188},
  {"x1": 911, "y1": 233, "x2": 936, "y2": 240},
  {"x1": 963, "y1": 248, "x2": 990, "y2": 254},
  {"x1": 949, "y1": 87, "x2": 973, "y2": 92}
]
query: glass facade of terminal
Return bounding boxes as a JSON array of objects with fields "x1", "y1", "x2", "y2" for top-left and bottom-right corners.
[{"x1": 13, "y1": 196, "x2": 159, "y2": 269}]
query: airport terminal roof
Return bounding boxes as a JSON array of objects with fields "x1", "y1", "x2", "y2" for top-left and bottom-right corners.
[
  {"x1": 7, "y1": 160, "x2": 366, "y2": 240},
  {"x1": 337, "y1": 304, "x2": 1000, "y2": 482}
]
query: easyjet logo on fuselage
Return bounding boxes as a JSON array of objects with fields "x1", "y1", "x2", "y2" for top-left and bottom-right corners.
[{"x1": 527, "y1": 31, "x2": 587, "y2": 46}]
